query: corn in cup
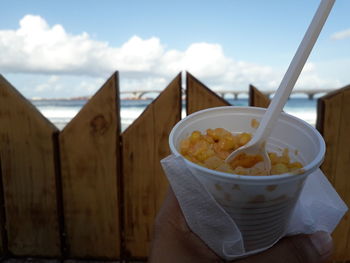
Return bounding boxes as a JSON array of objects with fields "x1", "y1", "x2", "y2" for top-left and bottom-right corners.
[{"x1": 180, "y1": 128, "x2": 303, "y2": 175}]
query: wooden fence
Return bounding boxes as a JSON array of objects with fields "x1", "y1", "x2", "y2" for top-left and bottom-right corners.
[{"x1": 0, "y1": 72, "x2": 349, "y2": 262}]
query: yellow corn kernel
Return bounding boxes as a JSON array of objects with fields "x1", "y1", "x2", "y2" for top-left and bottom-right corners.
[
  {"x1": 203, "y1": 134, "x2": 215, "y2": 144},
  {"x1": 271, "y1": 163, "x2": 288, "y2": 174},
  {"x1": 217, "y1": 150, "x2": 230, "y2": 160},
  {"x1": 205, "y1": 148, "x2": 216, "y2": 158},
  {"x1": 196, "y1": 148, "x2": 215, "y2": 162},
  {"x1": 192, "y1": 140, "x2": 210, "y2": 156},
  {"x1": 218, "y1": 134, "x2": 236, "y2": 151},
  {"x1": 268, "y1": 152, "x2": 278, "y2": 165},
  {"x1": 230, "y1": 153, "x2": 263, "y2": 169},
  {"x1": 196, "y1": 152, "x2": 208, "y2": 162},
  {"x1": 282, "y1": 148, "x2": 289, "y2": 157},
  {"x1": 207, "y1": 128, "x2": 230, "y2": 141},
  {"x1": 238, "y1": 132, "x2": 252, "y2": 146},
  {"x1": 279, "y1": 155, "x2": 290, "y2": 165},
  {"x1": 180, "y1": 138, "x2": 191, "y2": 154},
  {"x1": 206, "y1": 129, "x2": 216, "y2": 139},
  {"x1": 251, "y1": 118, "x2": 260, "y2": 129},
  {"x1": 288, "y1": 162, "x2": 303, "y2": 171},
  {"x1": 213, "y1": 143, "x2": 230, "y2": 160},
  {"x1": 279, "y1": 148, "x2": 290, "y2": 164},
  {"x1": 204, "y1": 156, "x2": 223, "y2": 169},
  {"x1": 190, "y1": 130, "x2": 202, "y2": 143}
]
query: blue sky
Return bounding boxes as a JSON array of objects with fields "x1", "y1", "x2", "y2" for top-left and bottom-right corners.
[{"x1": 0, "y1": 0, "x2": 349, "y2": 98}]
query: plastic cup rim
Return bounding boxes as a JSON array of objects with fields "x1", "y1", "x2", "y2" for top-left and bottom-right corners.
[{"x1": 169, "y1": 106, "x2": 326, "y2": 183}]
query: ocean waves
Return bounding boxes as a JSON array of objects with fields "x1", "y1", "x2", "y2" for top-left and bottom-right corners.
[{"x1": 31, "y1": 98, "x2": 317, "y2": 131}]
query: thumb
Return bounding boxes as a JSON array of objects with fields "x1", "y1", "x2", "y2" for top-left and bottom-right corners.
[{"x1": 237, "y1": 231, "x2": 333, "y2": 263}]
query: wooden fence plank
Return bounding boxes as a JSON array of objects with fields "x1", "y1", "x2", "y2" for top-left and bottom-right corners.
[
  {"x1": 186, "y1": 72, "x2": 230, "y2": 115},
  {"x1": 59, "y1": 73, "x2": 121, "y2": 258},
  {"x1": 249, "y1": 84, "x2": 270, "y2": 108},
  {"x1": 122, "y1": 74, "x2": 182, "y2": 259},
  {"x1": 3, "y1": 259, "x2": 60, "y2": 263},
  {"x1": 0, "y1": 155, "x2": 6, "y2": 256},
  {"x1": 64, "y1": 260, "x2": 119, "y2": 263},
  {"x1": 316, "y1": 85, "x2": 350, "y2": 262},
  {"x1": 0, "y1": 75, "x2": 61, "y2": 256}
]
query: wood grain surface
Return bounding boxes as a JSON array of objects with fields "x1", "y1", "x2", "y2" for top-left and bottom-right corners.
[
  {"x1": 0, "y1": 75, "x2": 61, "y2": 256},
  {"x1": 316, "y1": 85, "x2": 350, "y2": 262},
  {"x1": 122, "y1": 73, "x2": 182, "y2": 259},
  {"x1": 186, "y1": 72, "x2": 230, "y2": 115},
  {"x1": 249, "y1": 84, "x2": 270, "y2": 108},
  {"x1": 59, "y1": 73, "x2": 121, "y2": 258}
]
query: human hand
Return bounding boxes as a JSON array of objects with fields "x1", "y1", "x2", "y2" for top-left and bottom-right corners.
[{"x1": 149, "y1": 188, "x2": 333, "y2": 263}]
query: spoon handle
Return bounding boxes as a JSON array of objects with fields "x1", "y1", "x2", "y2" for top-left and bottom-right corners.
[{"x1": 250, "y1": 0, "x2": 335, "y2": 146}]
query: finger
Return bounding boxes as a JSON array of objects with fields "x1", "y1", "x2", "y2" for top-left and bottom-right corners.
[
  {"x1": 154, "y1": 187, "x2": 189, "y2": 233},
  {"x1": 236, "y1": 231, "x2": 333, "y2": 263},
  {"x1": 149, "y1": 187, "x2": 220, "y2": 263}
]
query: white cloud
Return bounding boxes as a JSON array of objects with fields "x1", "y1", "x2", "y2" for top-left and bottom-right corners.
[
  {"x1": 0, "y1": 15, "x2": 342, "y2": 97},
  {"x1": 31, "y1": 75, "x2": 105, "y2": 97},
  {"x1": 330, "y1": 28, "x2": 350, "y2": 40},
  {"x1": 35, "y1": 75, "x2": 60, "y2": 92},
  {"x1": 0, "y1": 15, "x2": 168, "y2": 76},
  {"x1": 76, "y1": 78, "x2": 105, "y2": 94}
]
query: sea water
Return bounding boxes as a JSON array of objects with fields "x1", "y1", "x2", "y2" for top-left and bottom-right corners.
[{"x1": 30, "y1": 98, "x2": 318, "y2": 131}]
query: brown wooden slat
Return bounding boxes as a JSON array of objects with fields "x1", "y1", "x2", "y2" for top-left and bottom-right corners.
[
  {"x1": 316, "y1": 85, "x2": 350, "y2": 261},
  {"x1": 331, "y1": 88, "x2": 350, "y2": 262},
  {"x1": 338, "y1": 88, "x2": 350, "y2": 262},
  {"x1": 0, "y1": 154, "x2": 6, "y2": 255},
  {"x1": 3, "y1": 259, "x2": 60, "y2": 263},
  {"x1": 64, "y1": 261, "x2": 119, "y2": 263},
  {"x1": 59, "y1": 72, "x2": 121, "y2": 258},
  {"x1": 186, "y1": 72, "x2": 230, "y2": 115},
  {"x1": 0, "y1": 75, "x2": 61, "y2": 256},
  {"x1": 122, "y1": 74, "x2": 182, "y2": 259},
  {"x1": 316, "y1": 92, "x2": 342, "y2": 184},
  {"x1": 249, "y1": 84, "x2": 270, "y2": 108}
]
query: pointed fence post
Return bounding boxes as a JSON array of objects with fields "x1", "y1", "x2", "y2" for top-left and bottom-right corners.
[
  {"x1": 0, "y1": 75, "x2": 61, "y2": 256},
  {"x1": 122, "y1": 73, "x2": 182, "y2": 259},
  {"x1": 316, "y1": 85, "x2": 350, "y2": 262},
  {"x1": 249, "y1": 84, "x2": 270, "y2": 108},
  {"x1": 59, "y1": 72, "x2": 121, "y2": 259},
  {"x1": 186, "y1": 72, "x2": 230, "y2": 115}
]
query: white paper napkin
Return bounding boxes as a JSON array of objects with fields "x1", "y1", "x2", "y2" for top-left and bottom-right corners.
[{"x1": 161, "y1": 154, "x2": 348, "y2": 261}]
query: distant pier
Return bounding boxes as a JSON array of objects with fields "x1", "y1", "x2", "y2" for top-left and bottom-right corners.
[{"x1": 120, "y1": 88, "x2": 333, "y2": 100}]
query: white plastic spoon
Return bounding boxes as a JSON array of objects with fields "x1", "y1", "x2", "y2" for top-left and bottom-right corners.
[{"x1": 225, "y1": 0, "x2": 335, "y2": 174}]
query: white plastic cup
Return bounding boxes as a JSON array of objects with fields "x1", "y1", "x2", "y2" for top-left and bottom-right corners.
[{"x1": 169, "y1": 106, "x2": 325, "y2": 251}]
